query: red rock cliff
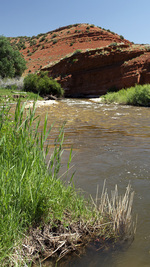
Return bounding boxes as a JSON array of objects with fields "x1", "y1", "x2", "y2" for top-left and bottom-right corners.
[
  {"x1": 42, "y1": 43, "x2": 150, "y2": 97},
  {"x1": 12, "y1": 23, "x2": 150, "y2": 96}
]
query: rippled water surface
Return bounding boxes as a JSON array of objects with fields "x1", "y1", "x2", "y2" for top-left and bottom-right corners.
[{"x1": 36, "y1": 99, "x2": 150, "y2": 267}]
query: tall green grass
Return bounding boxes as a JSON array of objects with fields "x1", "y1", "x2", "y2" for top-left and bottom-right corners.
[
  {"x1": 101, "y1": 84, "x2": 150, "y2": 106},
  {"x1": 0, "y1": 101, "x2": 92, "y2": 264},
  {"x1": 0, "y1": 101, "x2": 135, "y2": 265}
]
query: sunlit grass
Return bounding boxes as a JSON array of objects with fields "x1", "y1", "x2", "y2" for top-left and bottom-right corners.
[
  {"x1": 101, "y1": 84, "x2": 150, "y2": 106},
  {"x1": 0, "y1": 100, "x2": 135, "y2": 265},
  {"x1": 0, "y1": 87, "x2": 43, "y2": 102}
]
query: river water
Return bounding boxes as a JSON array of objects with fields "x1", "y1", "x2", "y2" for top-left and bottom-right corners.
[{"x1": 36, "y1": 99, "x2": 150, "y2": 267}]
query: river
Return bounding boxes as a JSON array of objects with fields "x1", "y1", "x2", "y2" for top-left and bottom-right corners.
[{"x1": 36, "y1": 99, "x2": 150, "y2": 267}]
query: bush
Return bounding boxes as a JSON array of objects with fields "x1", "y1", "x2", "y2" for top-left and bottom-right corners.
[
  {"x1": 0, "y1": 36, "x2": 26, "y2": 78},
  {"x1": 109, "y1": 42, "x2": 118, "y2": 47},
  {"x1": 39, "y1": 36, "x2": 45, "y2": 42},
  {"x1": 23, "y1": 72, "x2": 64, "y2": 97},
  {"x1": 23, "y1": 73, "x2": 38, "y2": 93},
  {"x1": 120, "y1": 35, "x2": 124, "y2": 40},
  {"x1": 52, "y1": 39, "x2": 58, "y2": 44},
  {"x1": 127, "y1": 84, "x2": 150, "y2": 106},
  {"x1": 73, "y1": 49, "x2": 82, "y2": 55},
  {"x1": 27, "y1": 52, "x2": 32, "y2": 56},
  {"x1": 101, "y1": 84, "x2": 150, "y2": 106},
  {"x1": 52, "y1": 34, "x2": 57, "y2": 38},
  {"x1": 30, "y1": 39, "x2": 37, "y2": 46}
]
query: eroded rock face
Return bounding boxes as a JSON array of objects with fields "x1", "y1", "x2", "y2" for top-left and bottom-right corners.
[
  {"x1": 42, "y1": 44, "x2": 150, "y2": 97},
  {"x1": 15, "y1": 23, "x2": 150, "y2": 96}
]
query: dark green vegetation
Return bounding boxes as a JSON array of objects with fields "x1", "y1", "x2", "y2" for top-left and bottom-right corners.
[
  {"x1": 101, "y1": 84, "x2": 150, "y2": 106},
  {"x1": 0, "y1": 36, "x2": 26, "y2": 78},
  {"x1": 0, "y1": 101, "x2": 135, "y2": 266},
  {"x1": 23, "y1": 71, "x2": 64, "y2": 97}
]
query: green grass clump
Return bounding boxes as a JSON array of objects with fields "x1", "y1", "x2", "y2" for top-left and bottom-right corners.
[
  {"x1": 0, "y1": 101, "x2": 94, "y2": 265},
  {"x1": 0, "y1": 101, "x2": 135, "y2": 265},
  {"x1": 0, "y1": 87, "x2": 42, "y2": 103},
  {"x1": 101, "y1": 84, "x2": 150, "y2": 106}
]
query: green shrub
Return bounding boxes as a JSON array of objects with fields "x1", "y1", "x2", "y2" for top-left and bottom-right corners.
[
  {"x1": 53, "y1": 39, "x2": 58, "y2": 44},
  {"x1": 127, "y1": 85, "x2": 150, "y2": 106},
  {"x1": 17, "y1": 41, "x2": 26, "y2": 50},
  {"x1": 109, "y1": 42, "x2": 118, "y2": 47},
  {"x1": 27, "y1": 52, "x2": 32, "y2": 56},
  {"x1": 52, "y1": 34, "x2": 57, "y2": 38},
  {"x1": 101, "y1": 84, "x2": 150, "y2": 106},
  {"x1": 73, "y1": 49, "x2": 82, "y2": 55},
  {"x1": 39, "y1": 36, "x2": 45, "y2": 42},
  {"x1": 0, "y1": 36, "x2": 26, "y2": 78},
  {"x1": 120, "y1": 35, "x2": 124, "y2": 40},
  {"x1": 23, "y1": 72, "x2": 64, "y2": 97}
]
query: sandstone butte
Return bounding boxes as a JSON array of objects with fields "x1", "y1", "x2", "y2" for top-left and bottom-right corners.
[{"x1": 10, "y1": 23, "x2": 150, "y2": 97}]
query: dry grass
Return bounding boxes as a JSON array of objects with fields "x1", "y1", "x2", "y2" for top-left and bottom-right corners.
[
  {"x1": 99, "y1": 181, "x2": 136, "y2": 237},
  {"x1": 9, "y1": 181, "x2": 136, "y2": 266}
]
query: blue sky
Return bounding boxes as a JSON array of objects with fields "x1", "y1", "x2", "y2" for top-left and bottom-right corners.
[{"x1": 1, "y1": 0, "x2": 149, "y2": 44}]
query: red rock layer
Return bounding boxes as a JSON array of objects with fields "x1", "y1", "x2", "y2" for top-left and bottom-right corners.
[
  {"x1": 11, "y1": 23, "x2": 150, "y2": 96},
  {"x1": 42, "y1": 44, "x2": 150, "y2": 97},
  {"x1": 12, "y1": 23, "x2": 131, "y2": 75}
]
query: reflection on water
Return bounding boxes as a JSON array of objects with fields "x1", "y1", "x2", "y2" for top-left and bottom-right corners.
[{"x1": 36, "y1": 99, "x2": 150, "y2": 267}]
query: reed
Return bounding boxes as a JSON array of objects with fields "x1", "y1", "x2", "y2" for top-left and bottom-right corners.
[
  {"x1": 0, "y1": 100, "x2": 135, "y2": 266},
  {"x1": 99, "y1": 181, "x2": 136, "y2": 238}
]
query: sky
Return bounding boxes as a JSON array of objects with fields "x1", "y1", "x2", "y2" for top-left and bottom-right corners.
[{"x1": 0, "y1": 0, "x2": 150, "y2": 44}]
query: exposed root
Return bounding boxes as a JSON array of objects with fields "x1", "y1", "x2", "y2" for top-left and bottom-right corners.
[{"x1": 9, "y1": 182, "x2": 136, "y2": 266}]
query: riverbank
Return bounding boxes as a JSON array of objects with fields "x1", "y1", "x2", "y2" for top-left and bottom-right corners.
[
  {"x1": 98, "y1": 84, "x2": 150, "y2": 106},
  {"x1": 0, "y1": 87, "x2": 43, "y2": 103},
  {"x1": 0, "y1": 100, "x2": 135, "y2": 266}
]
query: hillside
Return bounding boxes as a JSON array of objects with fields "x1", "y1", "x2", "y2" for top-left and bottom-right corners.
[
  {"x1": 10, "y1": 23, "x2": 131, "y2": 74},
  {"x1": 10, "y1": 23, "x2": 150, "y2": 97}
]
